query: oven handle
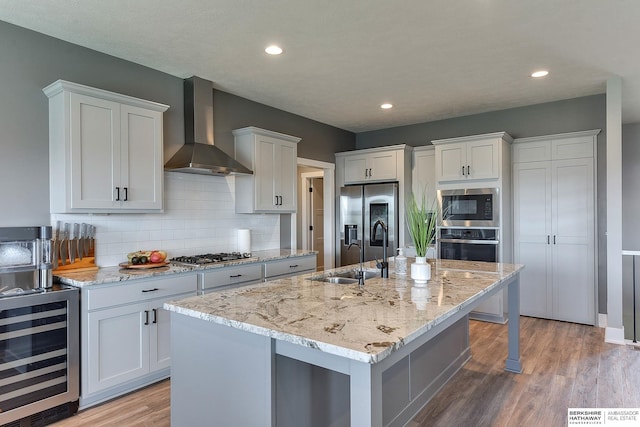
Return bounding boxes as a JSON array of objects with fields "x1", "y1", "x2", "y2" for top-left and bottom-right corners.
[{"x1": 439, "y1": 238, "x2": 499, "y2": 245}]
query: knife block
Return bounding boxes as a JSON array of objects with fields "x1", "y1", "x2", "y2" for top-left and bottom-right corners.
[{"x1": 52, "y1": 242, "x2": 98, "y2": 273}]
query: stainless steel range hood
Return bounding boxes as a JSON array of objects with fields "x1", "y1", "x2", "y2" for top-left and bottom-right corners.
[{"x1": 165, "y1": 76, "x2": 253, "y2": 176}]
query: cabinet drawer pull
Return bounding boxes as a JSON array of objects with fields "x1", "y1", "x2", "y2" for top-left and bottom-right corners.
[
  {"x1": 152, "y1": 308, "x2": 157, "y2": 324},
  {"x1": 144, "y1": 310, "x2": 149, "y2": 326},
  {"x1": 467, "y1": 165, "x2": 470, "y2": 175},
  {"x1": 547, "y1": 235, "x2": 550, "y2": 244},
  {"x1": 461, "y1": 166, "x2": 465, "y2": 176},
  {"x1": 289, "y1": 264, "x2": 299, "y2": 268},
  {"x1": 553, "y1": 235, "x2": 557, "y2": 244},
  {"x1": 365, "y1": 169, "x2": 368, "y2": 177},
  {"x1": 369, "y1": 168, "x2": 372, "y2": 177},
  {"x1": 124, "y1": 187, "x2": 128, "y2": 201},
  {"x1": 115, "y1": 186, "x2": 121, "y2": 201},
  {"x1": 141, "y1": 288, "x2": 159, "y2": 293},
  {"x1": 230, "y1": 274, "x2": 243, "y2": 278}
]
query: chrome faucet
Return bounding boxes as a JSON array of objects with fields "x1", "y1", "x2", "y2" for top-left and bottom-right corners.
[
  {"x1": 373, "y1": 220, "x2": 389, "y2": 278},
  {"x1": 348, "y1": 241, "x2": 365, "y2": 287}
]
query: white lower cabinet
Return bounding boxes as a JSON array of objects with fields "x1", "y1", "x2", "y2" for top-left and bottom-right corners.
[
  {"x1": 513, "y1": 130, "x2": 598, "y2": 325},
  {"x1": 81, "y1": 274, "x2": 197, "y2": 407}
]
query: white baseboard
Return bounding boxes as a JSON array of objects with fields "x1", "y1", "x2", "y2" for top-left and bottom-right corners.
[
  {"x1": 605, "y1": 326, "x2": 626, "y2": 345},
  {"x1": 597, "y1": 313, "x2": 607, "y2": 328}
]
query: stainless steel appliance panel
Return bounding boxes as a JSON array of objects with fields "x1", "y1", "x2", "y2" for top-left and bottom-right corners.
[
  {"x1": 338, "y1": 183, "x2": 398, "y2": 267},
  {"x1": 438, "y1": 188, "x2": 499, "y2": 227},
  {"x1": 439, "y1": 228, "x2": 499, "y2": 262}
]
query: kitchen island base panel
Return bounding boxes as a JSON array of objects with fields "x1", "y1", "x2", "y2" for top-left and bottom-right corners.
[
  {"x1": 170, "y1": 312, "x2": 469, "y2": 427},
  {"x1": 170, "y1": 315, "x2": 275, "y2": 427},
  {"x1": 505, "y1": 276, "x2": 523, "y2": 373}
]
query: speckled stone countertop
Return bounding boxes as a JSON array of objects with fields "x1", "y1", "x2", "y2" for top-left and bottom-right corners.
[
  {"x1": 164, "y1": 259, "x2": 524, "y2": 364},
  {"x1": 53, "y1": 249, "x2": 316, "y2": 288}
]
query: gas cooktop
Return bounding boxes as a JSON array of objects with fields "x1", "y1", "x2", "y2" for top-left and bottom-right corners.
[{"x1": 170, "y1": 252, "x2": 253, "y2": 267}]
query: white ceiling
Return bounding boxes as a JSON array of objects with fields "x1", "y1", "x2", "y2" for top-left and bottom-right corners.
[{"x1": 1, "y1": 0, "x2": 639, "y2": 132}]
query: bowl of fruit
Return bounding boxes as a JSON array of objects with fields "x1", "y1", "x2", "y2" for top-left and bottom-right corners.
[{"x1": 119, "y1": 250, "x2": 168, "y2": 269}]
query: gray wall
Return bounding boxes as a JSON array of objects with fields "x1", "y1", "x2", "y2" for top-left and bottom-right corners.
[
  {"x1": 623, "y1": 123, "x2": 640, "y2": 249},
  {"x1": 357, "y1": 96, "x2": 609, "y2": 313},
  {"x1": 0, "y1": 20, "x2": 354, "y2": 227}
]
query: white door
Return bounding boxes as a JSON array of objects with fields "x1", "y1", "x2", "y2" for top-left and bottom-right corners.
[
  {"x1": 310, "y1": 177, "x2": 324, "y2": 270},
  {"x1": 513, "y1": 161, "x2": 553, "y2": 318},
  {"x1": 149, "y1": 302, "x2": 172, "y2": 372},
  {"x1": 121, "y1": 105, "x2": 163, "y2": 210},
  {"x1": 278, "y1": 141, "x2": 297, "y2": 211},
  {"x1": 369, "y1": 151, "x2": 397, "y2": 181},
  {"x1": 69, "y1": 93, "x2": 120, "y2": 209},
  {"x1": 436, "y1": 142, "x2": 466, "y2": 182},
  {"x1": 255, "y1": 138, "x2": 277, "y2": 210},
  {"x1": 86, "y1": 303, "x2": 148, "y2": 394},
  {"x1": 343, "y1": 155, "x2": 367, "y2": 183},
  {"x1": 551, "y1": 158, "x2": 595, "y2": 324},
  {"x1": 467, "y1": 139, "x2": 499, "y2": 180}
]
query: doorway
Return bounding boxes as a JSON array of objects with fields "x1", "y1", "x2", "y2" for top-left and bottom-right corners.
[{"x1": 297, "y1": 158, "x2": 335, "y2": 271}]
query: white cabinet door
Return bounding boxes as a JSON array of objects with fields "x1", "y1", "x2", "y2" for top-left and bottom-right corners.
[
  {"x1": 412, "y1": 147, "x2": 436, "y2": 205},
  {"x1": 149, "y1": 303, "x2": 172, "y2": 373},
  {"x1": 255, "y1": 137, "x2": 278, "y2": 211},
  {"x1": 278, "y1": 140, "x2": 297, "y2": 211},
  {"x1": 467, "y1": 139, "x2": 499, "y2": 180},
  {"x1": 86, "y1": 303, "x2": 148, "y2": 395},
  {"x1": 69, "y1": 93, "x2": 121, "y2": 210},
  {"x1": 343, "y1": 155, "x2": 368, "y2": 183},
  {"x1": 435, "y1": 142, "x2": 466, "y2": 182},
  {"x1": 368, "y1": 150, "x2": 397, "y2": 181},
  {"x1": 513, "y1": 161, "x2": 553, "y2": 318},
  {"x1": 120, "y1": 104, "x2": 163, "y2": 210},
  {"x1": 551, "y1": 158, "x2": 595, "y2": 324}
]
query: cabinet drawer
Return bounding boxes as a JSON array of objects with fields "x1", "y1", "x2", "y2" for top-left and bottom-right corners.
[
  {"x1": 87, "y1": 274, "x2": 198, "y2": 311},
  {"x1": 201, "y1": 263, "x2": 263, "y2": 291},
  {"x1": 264, "y1": 255, "x2": 316, "y2": 279}
]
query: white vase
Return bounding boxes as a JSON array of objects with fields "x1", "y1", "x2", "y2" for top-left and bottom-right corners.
[{"x1": 411, "y1": 256, "x2": 431, "y2": 286}]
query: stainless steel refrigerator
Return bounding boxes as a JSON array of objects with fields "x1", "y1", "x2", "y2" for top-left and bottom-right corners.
[{"x1": 338, "y1": 183, "x2": 398, "y2": 267}]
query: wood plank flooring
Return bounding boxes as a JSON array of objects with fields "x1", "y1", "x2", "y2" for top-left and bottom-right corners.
[{"x1": 52, "y1": 317, "x2": 640, "y2": 426}]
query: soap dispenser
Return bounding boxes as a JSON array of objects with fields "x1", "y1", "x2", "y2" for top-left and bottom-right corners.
[{"x1": 396, "y1": 248, "x2": 407, "y2": 275}]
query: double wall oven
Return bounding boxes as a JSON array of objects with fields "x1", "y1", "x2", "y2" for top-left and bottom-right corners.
[{"x1": 438, "y1": 188, "x2": 500, "y2": 263}]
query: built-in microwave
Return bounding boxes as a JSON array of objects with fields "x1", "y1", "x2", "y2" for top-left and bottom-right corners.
[{"x1": 438, "y1": 188, "x2": 499, "y2": 227}]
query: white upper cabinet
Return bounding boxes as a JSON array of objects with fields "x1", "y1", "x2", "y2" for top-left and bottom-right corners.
[
  {"x1": 433, "y1": 132, "x2": 512, "y2": 185},
  {"x1": 44, "y1": 80, "x2": 168, "y2": 213},
  {"x1": 412, "y1": 145, "x2": 436, "y2": 205},
  {"x1": 342, "y1": 150, "x2": 398, "y2": 184},
  {"x1": 233, "y1": 127, "x2": 300, "y2": 213}
]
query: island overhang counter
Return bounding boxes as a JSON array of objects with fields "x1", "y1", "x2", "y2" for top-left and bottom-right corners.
[{"x1": 164, "y1": 259, "x2": 524, "y2": 427}]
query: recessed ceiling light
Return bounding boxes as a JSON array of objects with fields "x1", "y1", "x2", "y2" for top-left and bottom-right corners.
[
  {"x1": 381, "y1": 103, "x2": 393, "y2": 109},
  {"x1": 531, "y1": 70, "x2": 549, "y2": 78},
  {"x1": 265, "y1": 45, "x2": 283, "y2": 55}
]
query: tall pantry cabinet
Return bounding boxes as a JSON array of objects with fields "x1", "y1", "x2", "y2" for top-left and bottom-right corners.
[{"x1": 512, "y1": 130, "x2": 599, "y2": 325}]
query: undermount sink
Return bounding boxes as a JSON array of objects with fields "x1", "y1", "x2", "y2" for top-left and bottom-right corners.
[
  {"x1": 308, "y1": 269, "x2": 381, "y2": 284},
  {"x1": 323, "y1": 277, "x2": 359, "y2": 284}
]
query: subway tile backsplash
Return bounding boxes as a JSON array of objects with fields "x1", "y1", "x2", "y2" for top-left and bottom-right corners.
[{"x1": 50, "y1": 172, "x2": 280, "y2": 267}]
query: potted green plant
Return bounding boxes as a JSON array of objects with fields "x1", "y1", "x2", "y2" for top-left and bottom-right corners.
[{"x1": 405, "y1": 192, "x2": 438, "y2": 285}]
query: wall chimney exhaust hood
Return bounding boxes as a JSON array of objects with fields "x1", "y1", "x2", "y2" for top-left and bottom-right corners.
[{"x1": 165, "y1": 76, "x2": 253, "y2": 176}]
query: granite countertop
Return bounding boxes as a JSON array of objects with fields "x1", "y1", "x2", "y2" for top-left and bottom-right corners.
[
  {"x1": 54, "y1": 249, "x2": 316, "y2": 288},
  {"x1": 164, "y1": 259, "x2": 524, "y2": 364}
]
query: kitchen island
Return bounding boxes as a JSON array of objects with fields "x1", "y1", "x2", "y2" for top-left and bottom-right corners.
[{"x1": 165, "y1": 259, "x2": 524, "y2": 427}]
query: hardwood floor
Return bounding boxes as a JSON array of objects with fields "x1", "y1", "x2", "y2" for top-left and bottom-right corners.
[{"x1": 52, "y1": 317, "x2": 640, "y2": 426}]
